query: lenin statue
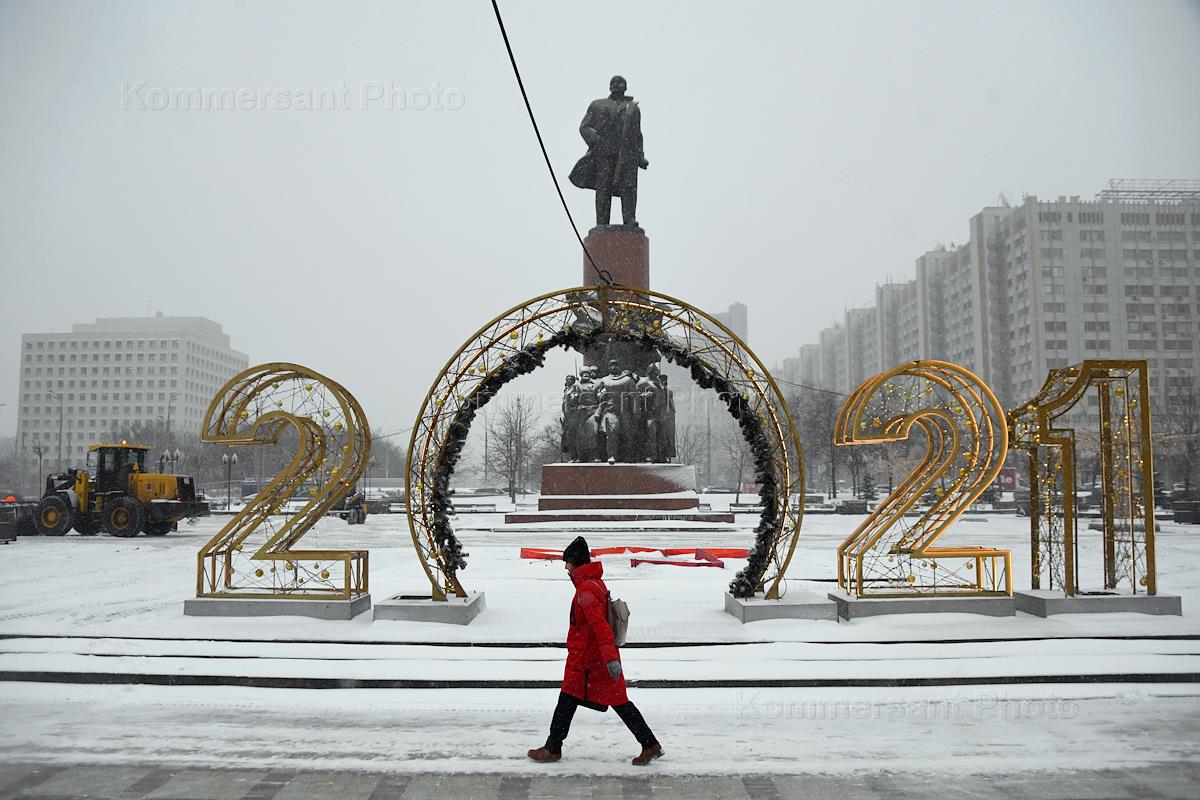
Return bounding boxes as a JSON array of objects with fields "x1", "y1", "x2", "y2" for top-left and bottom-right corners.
[{"x1": 569, "y1": 75, "x2": 649, "y2": 229}]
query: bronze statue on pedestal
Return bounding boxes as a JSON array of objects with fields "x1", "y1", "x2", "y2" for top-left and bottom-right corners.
[{"x1": 569, "y1": 75, "x2": 648, "y2": 230}]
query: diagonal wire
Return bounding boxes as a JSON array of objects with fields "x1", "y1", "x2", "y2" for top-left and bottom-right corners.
[
  {"x1": 489, "y1": 0, "x2": 613, "y2": 287},
  {"x1": 774, "y1": 377, "x2": 849, "y2": 397}
]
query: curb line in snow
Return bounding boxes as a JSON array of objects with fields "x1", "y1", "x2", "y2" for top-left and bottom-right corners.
[
  {"x1": 2, "y1": 671, "x2": 1198, "y2": 690},
  {"x1": 3, "y1": 633, "x2": 1199, "y2": 648}
]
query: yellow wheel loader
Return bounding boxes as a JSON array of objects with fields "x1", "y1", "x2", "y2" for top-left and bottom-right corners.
[{"x1": 33, "y1": 443, "x2": 210, "y2": 538}]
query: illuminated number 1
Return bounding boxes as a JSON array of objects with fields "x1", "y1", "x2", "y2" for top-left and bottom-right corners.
[{"x1": 1008, "y1": 360, "x2": 1156, "y2": 596}]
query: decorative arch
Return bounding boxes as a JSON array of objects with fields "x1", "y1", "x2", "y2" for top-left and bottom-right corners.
[{"x1": 405, "y1": 286, "x2": 804, "y2": 600}]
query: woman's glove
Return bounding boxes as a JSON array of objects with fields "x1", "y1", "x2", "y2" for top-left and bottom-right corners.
[{"x1": 606, "y1": 660, "x2": 622, "y2": 679}]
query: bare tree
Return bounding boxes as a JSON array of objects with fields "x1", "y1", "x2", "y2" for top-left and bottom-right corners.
[
  {"x1": 717, "y1": 424, "x2": 753, "y2": 504},
  {"x1": 1159, "y1": 385, "x2": 1200, "y2": 496},
  {"x1": 528, "y1": 420, "x2": 565, "y2": 489},
  {"x1": 485, "y1": 395, "x2": 540, "y2": 503},
  {"x1": 673, "y1": 421, "x2": 705, "y2": 472},
  {"x1": 369, "y1": 427, "x2": 407, "y2": 484},
  {"x1": 792, "y1": 389, "x2": 841, "y2": 498},
  {"x1": 846, "y1": 447, "x2": 866, "y2": 498}
]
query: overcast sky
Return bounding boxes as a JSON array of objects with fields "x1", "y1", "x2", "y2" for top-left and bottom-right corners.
[{"x1": 2, "y1": 0, "x2": 1199, "y2": 438}]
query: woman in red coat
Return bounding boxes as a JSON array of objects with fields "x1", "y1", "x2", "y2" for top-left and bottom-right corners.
[{"x1": 528, "y1": 536, "x2": 663, "y2": 765}]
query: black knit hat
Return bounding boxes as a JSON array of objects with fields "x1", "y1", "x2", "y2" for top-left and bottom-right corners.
[{"x1": 563, "y1": 536, "x2": 591, "y2": 565}]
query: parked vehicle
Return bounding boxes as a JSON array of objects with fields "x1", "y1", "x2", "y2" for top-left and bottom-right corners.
[{"x1": 33, "y1": 442, "x2": 209, "y2": 537}]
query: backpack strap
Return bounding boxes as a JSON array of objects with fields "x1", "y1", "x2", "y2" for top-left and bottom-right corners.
[{"x1": 588, "y1": 579, "x2": 610, "y2": 604}]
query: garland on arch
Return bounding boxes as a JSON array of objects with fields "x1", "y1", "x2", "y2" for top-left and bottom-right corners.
[{"x1": 428, "y1": 325, "x2": 781, "y2": 598}]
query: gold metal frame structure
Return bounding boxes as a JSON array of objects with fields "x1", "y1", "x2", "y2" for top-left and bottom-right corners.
[
  {"x1": 406, "y1": 285, "x2": 804, "y2": 600},
  {"x1": 1008, "y1": 360, "x2": 1156, "y2": 596},
  {"x1": 834, "y1": 360, "x2": 1011, "y2": 598},
  {"x1": 197, "y1": 363, "x2": 371, "y2": 600}
]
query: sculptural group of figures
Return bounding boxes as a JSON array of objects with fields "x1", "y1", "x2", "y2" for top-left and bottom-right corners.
[{"x1": 561, "y1": 360, "x2": 676, "y2": 463}]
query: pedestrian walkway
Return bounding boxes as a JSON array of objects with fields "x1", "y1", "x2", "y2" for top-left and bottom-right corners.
[{"x1": 2, "y1": 762, "x2": 1199, "y2": 800}]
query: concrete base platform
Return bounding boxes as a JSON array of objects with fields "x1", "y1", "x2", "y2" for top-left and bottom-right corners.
[
  {"x1": 373, "y1": 592, "x2": 486, "y2": 625},
  {"x1": 183, "y1": 593, "x2": 372, "y2": 620},
  {"x1": 1014, "y1": 589, "x2": 1182, "y2": 617},
  {"x1": 828, "y1": 590, "x2": 1015, "y2": 620},
  {"x1": 724, "y1": 591, "x2": 839, "y2": 623}
]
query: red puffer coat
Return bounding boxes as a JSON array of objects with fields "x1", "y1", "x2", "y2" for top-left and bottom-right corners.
[{"x1": 561, "y1": 560, "x2": 628, "y2": 707}]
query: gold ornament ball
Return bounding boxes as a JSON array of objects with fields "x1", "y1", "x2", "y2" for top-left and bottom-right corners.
[
  {"x1": 255, "y1": 568, "x2": 264, "y2": 577},
  {"x1": 321, "y1": 570, "x2": 330, "y2": 579}
]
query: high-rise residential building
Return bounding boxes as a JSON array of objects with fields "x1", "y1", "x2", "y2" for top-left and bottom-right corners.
[
  {"x1": 790, "y1": 181, "x2": 1200, "y2": 413},
  {"x1": 16, "y1": 314, "x2": 249, "y2": 471},
  {"x1": 713, "y1": 301, "x2": 749, "y2": 343},
  {"x1": 989, "y1": 189, "x2": 1199, "y2": 406},
  {"x1": 876, "y1": 279, "x2": 920, "y2": 369}
]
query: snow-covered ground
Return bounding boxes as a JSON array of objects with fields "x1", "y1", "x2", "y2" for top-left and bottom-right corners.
[
  {"x1": 1, "y1": 505, "x2": 1196, "y2": 646},
  {"x1": 2, "y1": 507, "x2": 1198, "y2": 779},
  {"x1": 3, "y1": 682, "x2": 1198, "y2": 777}
]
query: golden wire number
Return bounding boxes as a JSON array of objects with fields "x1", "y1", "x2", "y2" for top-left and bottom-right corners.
[
  {"x1": 834, "y1": 360, "x2": 1011, "y2": 598},
  {"x1": 1008, "y1": 360, "x2": 1156, "y2": 596},
  {"x1": 197, "y1": 363, "x2": 370, "y2": 600}
]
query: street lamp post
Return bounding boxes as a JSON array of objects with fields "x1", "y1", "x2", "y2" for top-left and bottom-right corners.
[
  {"x1": 222, "y1": 452, "x2": 238, "y2": 510},
  {"x1": 171, "y1": 448, "x2": 182, "y2": 473},
  {"x1": 31, "y1": 445, "x2": 48, "y2": 489},
  {"x1": 165, "y1": 392, "x2": 179, "y2": 433},
  {"x1": 160, "y1": 450, "x2": 169, "y2": 473}
]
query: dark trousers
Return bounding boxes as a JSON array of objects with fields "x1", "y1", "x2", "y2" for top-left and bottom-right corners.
[{"x1": 544, "y1": 691, "x2": 658, "y2": 754}]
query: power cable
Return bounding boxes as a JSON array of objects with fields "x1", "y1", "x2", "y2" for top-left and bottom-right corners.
[
  {"x1": 773, "y1": 377, "x2": 848, "y2": 398},
  {"x1": 489, "y1": 0, "x2": 613, "y2": 287}
]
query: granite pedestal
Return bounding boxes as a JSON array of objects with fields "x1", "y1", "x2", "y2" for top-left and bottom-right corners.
[{"x1": 509, "y1": 463, "x2": 733, "y2": 524}]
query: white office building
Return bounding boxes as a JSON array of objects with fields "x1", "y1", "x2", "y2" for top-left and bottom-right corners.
[{"x1": 16, "y1": 314, "x2": 249, "y2": 470}]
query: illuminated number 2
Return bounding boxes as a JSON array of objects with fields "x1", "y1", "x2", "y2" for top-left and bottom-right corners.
[
  {"x1": 197, "y1": 363, "x2": 370, "y2": 600},
  {"x1": 834, "y1": 360, "x2": 1011, "y2": 598}
]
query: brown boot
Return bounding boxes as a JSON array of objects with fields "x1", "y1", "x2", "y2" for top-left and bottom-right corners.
[
  {"x1": 632, "y1": 743, "x2": 663, "y2": 765},
  {"x1": 528, "y1": 747, "x2": 561, "y2": 763}
]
